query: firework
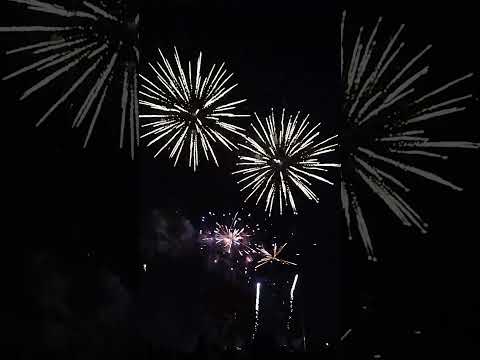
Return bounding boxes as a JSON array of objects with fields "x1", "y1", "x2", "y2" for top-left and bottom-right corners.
[
  {"x1": 200, "y1": 211, "x2": 258, "y2": 257},
  {"x1": 340, "y1": 328, "x2": 352, "y2": 342},
  {"x1": 0, "y1": 0, "x2": 140, "y2": 157},
  {"x1": 139, "y1": 48, "x2": 249, "y2": 170},
  {"x1": 233, "y1": 108, "x2": 340, "y2": 216},
  {"x1": 255, "y1": 242, "x2": 297, "y2": 269},
  {"x1": 287, "y1": 273, "x2": 299, "y2": 331},
  {"x1": 252, "y1": 281, "x2": 261, "y2": 340},
  {"x1": 213, "y1": 223, "x2": 248, "y2": 254},
  {"x1": 341, "y1": 11, "x2": 479, "y2": 260}
]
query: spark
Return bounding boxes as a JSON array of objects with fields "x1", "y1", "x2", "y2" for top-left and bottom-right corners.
[
  {"x1": 255, "y1": 242, "x2": 297, "y2": 269},
  {"x1": 340, "y1": 328, "x2": 352, "y2": 342},
  {"x1": 1, "y1": 0, "x2": 141, "y2": 158},
  {"x1": 139, "y1": 48, "x2": 249, "y2": 171},
  {"x1": 290, "y1": 273, "x2": 299, "y2": 299},
  {"x1": 255, "y1": 282, "x2": 261, "y2": 312},
  {"x1": 233, "y1": 108, "x2": 340, "y2": 215},
  {"x1": 287, "y1": 273, "x2": 299, "y2": 331},
  {"x1": 252, "y1": 282, "x2": 261, "y2": 340},
  {"x1": 143, "y1": 264, "x2": 147, "y2": 272},
  {"x1": 341, "y1": 11, "x2": 479, "y2": 260}
]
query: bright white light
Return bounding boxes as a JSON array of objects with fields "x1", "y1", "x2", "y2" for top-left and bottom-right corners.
[
  {"x1": 255, "y1": 282, "x2": 261, "y2": 312},
  {"x1": 233, "y1": 108, "x2": 339, "y2": 215},
  {"x1": 290, "y1": 274, "x2": 299, "y2": 300},
  {"x1": 143, "y1": 264, "x2": 147, "y2": 272},
  {"x1": 139, "y1": 48, "x2": 248, "y2": 171},
  {"x1": 252, "y1": 282, "x2": 261, "y2": 340},
  {"x1": 287, "y1": 274, "x2": 299, "y2": 332}
]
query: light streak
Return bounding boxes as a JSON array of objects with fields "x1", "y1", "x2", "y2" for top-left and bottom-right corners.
[
  {"x1": 341, "y1": 11, "x2": 479, "y2": 259},
  {"x1": 1, "y1": 0, "x2": 140, "y2": 157}
]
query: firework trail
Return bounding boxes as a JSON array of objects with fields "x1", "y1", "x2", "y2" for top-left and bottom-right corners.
[
  {"x1": 287, "y1": 273, "x2": 299, "y2": 331},
  {"x1": 139, "y1": 48, "x2": 249, "y2": 171},
  {"x1": 233, "y1": 108, "x2": 340, "y2": 216},
  {"x1": 340, "y1": 328, "x2": 352, "y2": 342},
  {"x1": 252, "y1": 281, "x2": 261, "y2": 340},
  {"x1": 255, "y1": 242, "x2": 297, "y2": 270},
  {"x1": 0, "y1": 0, "x2": 140, "y2": 157},
  {"x1": 341, "y1": 11, "x2": 479, "y2": 260}
]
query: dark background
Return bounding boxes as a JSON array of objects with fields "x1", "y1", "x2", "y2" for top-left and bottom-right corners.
[{"x1": 1, "y1": 0, "x2": 479, "y2": 358}]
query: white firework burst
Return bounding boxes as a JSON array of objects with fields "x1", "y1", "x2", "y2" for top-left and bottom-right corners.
[
  {"x1": 0, "y1": 0, "x2": 140, "y2": 157},
  {"x1": 139, "y1": 48, "x2": 249, "y2": 171},
  {"x1": 233, "y1": 108, "x2": 340, "y2": 216},
  {"x1": 341, "y1": 11, "x2": 479, "y2": 260}
]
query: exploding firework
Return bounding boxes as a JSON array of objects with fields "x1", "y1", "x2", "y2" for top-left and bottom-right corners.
[
  {"x1": 200, "y1": 211, "x2": 257, "y2": 257},
  {"x1": 233, "y1": 108, "x2": 340, "y2": 216},
  {"x1": 213, "y1": 223, "x2": 248, "y2": 254},
  {"x1": 255, "y1": 242, "x2": 297, "y2": 269},
  {"x1": 0, "y1": 0, "x2": 140, "y2": 157},
  {"x1": 139, "y1": 48, "x2": 249, "y2": 170},
  {"x1": 200, "y1": 212, "x2": 258, "y2": 256},
  {"x1": 341, "y1": 11, "x2": 479, "y2": 260}
]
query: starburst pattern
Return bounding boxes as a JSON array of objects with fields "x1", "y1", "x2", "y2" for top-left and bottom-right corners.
[
  {"x1": 341, "y1": 11, "x2": 479, "y2": 260},
  {"x1": 255, "y1": 242, "x2": 297, "y2": 269},
  {"x1": 200, "y1": 211, "x2": 256, "y2": 256},
  {"x1": 233, "y1": 108, "x2": 340, "y2": 216},
  {"x1": 0, "y1": 0, "x2": 140, "y2": 157},
  {"x1": 139, "y1": 48, "x2": 249, "y2": 170}
]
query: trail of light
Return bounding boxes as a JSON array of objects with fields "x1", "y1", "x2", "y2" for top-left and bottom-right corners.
[
  {"x1": 290, "y1": 273, "x2": 299, "y2": 299},
  {"x1": 287, "y1": 274, "x2": 299, "y2": 331},
  {"x1": 1, "y1": 0, "x2": 140, "y2": 157},
  {"x1": 252, "y1": 282, "x2": 261, "y2": 340},
  {"x1": 340, "y1": 328, "x2": 352, "y2": 342},
  {"x1": 341, "y1": 10, "x2": 479, "y2": 259}
]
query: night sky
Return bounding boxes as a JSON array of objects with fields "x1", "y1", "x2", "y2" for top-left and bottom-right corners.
[{"x1": 2, "y1": 0, "x2": 479, "y2": 358}]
